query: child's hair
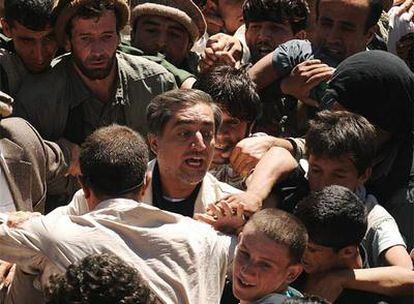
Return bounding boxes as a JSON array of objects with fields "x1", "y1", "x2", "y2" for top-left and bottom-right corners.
[
  {"x1": 294, "y1": 185, "x2": 367, "y2": 251},
  {"x1": 306, "y1": 110, "x2": 377, "y2": 175}
]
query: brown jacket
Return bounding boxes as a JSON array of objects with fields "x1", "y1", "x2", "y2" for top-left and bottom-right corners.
[{"x1": 0, "y1": 118, "x2": 68, "y2": 213}]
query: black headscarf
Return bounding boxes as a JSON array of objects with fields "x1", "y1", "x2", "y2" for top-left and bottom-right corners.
[
  {"x1": 324, "y1": 50, "x2": 414, "y2": 137},
  {"x1": 323, "y1": 50, "x2": 414, "y2": 205}
]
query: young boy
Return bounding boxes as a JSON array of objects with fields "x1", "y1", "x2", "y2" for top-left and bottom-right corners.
[
  {"x1": 235, "y1": 111, "x2": 412, "y2": 269},
  {"x1": 195, "y1": 65, "x2": 261, "y2": 189},
  {"x1": 233, "y1": 208, "x2": 307, "y2": 304},
  {"x1": 294, "y1": 185, "x2": 411, "y2": 303}
]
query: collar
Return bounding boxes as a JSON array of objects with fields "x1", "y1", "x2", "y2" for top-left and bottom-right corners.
[{"x1": 68, "y1": 52, "x2": 130, "y2": 107}]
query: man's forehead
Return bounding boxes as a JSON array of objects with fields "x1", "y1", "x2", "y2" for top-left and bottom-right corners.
[
  {"x1": 171, "y1": 104, "x2": 215, "y2": 125},
  {"x1": 319, "y1": 0, "x2": 370, "y2": 12},
  {"x1": 138, "y1": 14, "x2": 188, "y2": 32},
  {"x1": 8, "y1": 20, "x2": 54, "y2": 37},
  {"x1": 71, "y1": 11, "x2": 117, "y2": 32}
]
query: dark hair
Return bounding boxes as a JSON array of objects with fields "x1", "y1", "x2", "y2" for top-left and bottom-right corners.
[
  {"x1": 294, "y1": 185, "x2": 367, "y2": 251},
  {"x1": 243, "y1": 0, "x2": 309, "y2": 34},
  {"x1": 79, "y1": 124, "x2": 149, "y2": 197},
  {"x1": 315, "y1": 0, "x2": 383, "y2": 32},
  {"x1": 146, "y1": 89, "x2": 222, "y2": 136},
  {"x1": 305, "y1": 110, "x2": 376, "y2": 175},
  {"x1": 247, "y1": 209, "x2": 308, "y2": 264},
  {"x1": 4, "y1": 0, "x2": 58, "y2": 30},
  {"x1": 65, "y1": 1, "x2": 122, "y2": 38},
  {"x1": 195, "y1": 65, "x2": 261, "y2": 124},
  {"x1": 283, "y1": 295, "x2": 331, "y2": 304},
  {"x1": 46, "y1": 253, "x2": 157, "y2": 304}
]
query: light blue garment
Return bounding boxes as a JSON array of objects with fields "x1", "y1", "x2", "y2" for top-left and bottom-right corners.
[{"x1": 253, "y1": 286, "x2": 303, "y2": 304}]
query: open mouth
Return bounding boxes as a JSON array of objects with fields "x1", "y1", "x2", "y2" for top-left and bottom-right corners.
[
  {"x1": 236, "y1": 276, "x2": 256, "y2": 288},
  {"x1": 184, "y1": 156, "x2": 204, "y2": 169}
]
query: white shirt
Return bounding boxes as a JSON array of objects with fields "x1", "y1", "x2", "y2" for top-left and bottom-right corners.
[{"x1": 0, "y1": 197, "x2": 236, "y2": 304}]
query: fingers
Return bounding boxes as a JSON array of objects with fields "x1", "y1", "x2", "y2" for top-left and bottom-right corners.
[
  {"x1": 194, "y1": 213, "x2": 216, "y2": 225},
  {"x1": 305, "y1": 69, "x2": 334, "y2": 88},
  {"x1": 4, "y1": 264, "x2": 15, "y2": 288},
  {"x1": 397, "y1": 0, "x2": 414, "y2": 16},
  {"x1": 0, "y1": 261, "x2": 12, "y2": 288}
]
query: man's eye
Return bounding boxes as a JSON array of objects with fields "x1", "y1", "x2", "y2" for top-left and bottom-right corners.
[
  {"x1": 258, "y1": 262, "x2": 271, "y2": 269},
  {"x1": 178, "y1": 131, "x2": 192, "y2": 138},
  {"x1": 202, "y1": 131, "x2": 213, "y2": 140}
]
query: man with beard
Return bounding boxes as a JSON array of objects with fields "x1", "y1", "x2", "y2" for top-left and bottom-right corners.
[
  {"x1": 200, "y1": 0, "x2": 309, "y2": 69},
  {"x1": 194, "y1": 65, "x2": 261, "y2": 189},
  {"x1": 200, "y1": 0, "x2": 310, "y2": 136},
  {"x1": 249, "y1": 0, "x2": 384, "y2": 104},
  {"x1": 144, "y1": 89, "x2": 241, "y2": 216},
  {"x1": 13, "y1": 0, "x2": 176, "y2": 144},
  {"x1": 130, "y1": 0, "x2": 206, "y2": 75}
]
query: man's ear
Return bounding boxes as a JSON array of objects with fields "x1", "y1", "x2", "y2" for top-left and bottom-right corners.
[
  {"x1": 138, "y1": 171, "x2": 151, "y2": 199},
  {"x1": 294, "y1": 29, "x2": 307, "y2": 40},
  {"x1": 147, "y1": 133, "x2": 159, "y2": 155},
  {"x1": 1, "y1": 19, "x2": 12, "y2": 38},
  {"x1": 358, "y1": 167, "x2": 372, "y2": 187},
  {"x1": 77, "y1": 175, "x2": 91, "y2": 199},
  {"x1": 285, "y1": 263, "x2": 303, "y2": 284}
]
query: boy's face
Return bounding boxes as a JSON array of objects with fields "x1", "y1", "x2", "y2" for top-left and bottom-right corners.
[
  {"x1": 1, "y1": 20, "x2": 58, "y2": 74},
  {"x1": 132, "y1": 15, "x2": 191, "y2": 66},
  {"x1": 245, "y1": 21, "x2": 295, "y2": 64},
  {"x1": 308, "y1": 154, "x2": 370, "y2": 192},
  {"x1": 212, "y1": 110, "x2": 248, "y2": 166},
  {"x1": 233, "y1": 224, "x2": 302, "y2": 302},
  {"x1": 301, "y1": 241, "x2": 344, "y2": 274}
]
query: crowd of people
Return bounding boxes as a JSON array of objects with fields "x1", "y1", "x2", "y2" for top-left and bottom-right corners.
[{"x1": 0, "y1": 0, "x2": 412, "y2": 303}]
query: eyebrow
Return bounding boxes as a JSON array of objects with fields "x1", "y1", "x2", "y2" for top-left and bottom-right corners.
[
  {"x1": 142, "y1": 19, "x2": 186, "y2": 33},
  {"x1": 173, "y1": 119, "x2": 214, "y2": 128},
  {"x1": 77, "y1": 30, "x2": 116, "y2": 36}
]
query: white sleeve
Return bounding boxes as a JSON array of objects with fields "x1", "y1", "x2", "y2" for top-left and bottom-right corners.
[{"x1": 365, "y1": 201, "x2": 406, "y2": 266}]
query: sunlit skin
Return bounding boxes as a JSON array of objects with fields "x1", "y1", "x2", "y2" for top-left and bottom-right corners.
[
  {"x1": 307, "y1": 154, "x2": 370, "y2": 192},
  {"x1": 312, "y1": 0, "x2": 374, "y2": 62},
  {"x1": 245, "y1": 21, "x2": 295, "y2": 64},
  {"x1": 1, "y1": 20, "x2": 58, "y2": 73},
  {"x1": 148, "y1": 103, "x2": 216, "y2": 199},
  {"x1": 132, "y1": 15, "x2": 191, "y2": 66},
  {"x1": 233, "y1": 224, "x2": 302, "y2": 303},
  {"x1": 302, "y1": 241, "x2": 346, "y2": 274},
  {"x1": 218, "y1": 0, "x2": 244, "y2": 34},
  {"x1": 212, "y1": 110, "x2": 248, "y2": 166}
]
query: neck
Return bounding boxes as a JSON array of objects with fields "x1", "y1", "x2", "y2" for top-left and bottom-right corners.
[
  {"x1": 158, "y1": 170, "x2": 198, "y2": 199},
  {"x1": 74, "y1": 61, "x2": 117, "y2": 103}
]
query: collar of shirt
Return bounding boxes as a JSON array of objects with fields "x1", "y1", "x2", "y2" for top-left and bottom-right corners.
[{"x1": 67, "y1": 52, "x2": 130, "y2": 107}]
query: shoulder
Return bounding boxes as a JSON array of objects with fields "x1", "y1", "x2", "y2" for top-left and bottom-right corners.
[
  {"x1": 0, "y1": 117, "x2": 40, "y2": 142},
  {"x1": 117, "y1": 52, "x2": 175, "y2": 81},
  {"x1": 17, "y1": 56, "x2": 69, "y2": 96},
  {"x1": 204, "y1": 172, "x2": 242, "y2": 195}
]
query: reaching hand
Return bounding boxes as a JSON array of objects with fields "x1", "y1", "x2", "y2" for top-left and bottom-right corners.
[
  {"x1": 280, "y1": 59, "x2": 334, "y2": 107},
  {"x1": 200, "y1": 33, "x2": 243, "y2": 73},
  {"x1": 0, "y1": 91, "x2": 13, "y2": 117},
  {"x1": 0, "y1": 260, "x2": 15, "y2": 290},
  {"x1": 194, "y1": 201, "x2": 246, "y2": 234},
  {"x1": 230, "y1": 136, "x2": 277, "y2": 177}
]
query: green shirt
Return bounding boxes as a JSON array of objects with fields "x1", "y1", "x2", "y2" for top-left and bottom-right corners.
[
  {"x1": 14, "y1": 51, "x2": 177, "y2": 142},
  {"x1": 118, "y1": 41, "x2": 194, "y2": 86}
]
